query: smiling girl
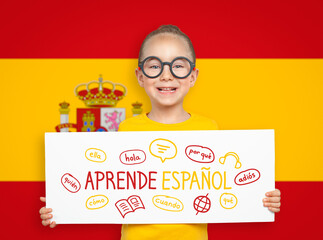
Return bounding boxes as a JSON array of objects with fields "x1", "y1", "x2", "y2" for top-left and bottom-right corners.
[{"x1": 39, "y1": 24, "x2": 281, "y2": 240}]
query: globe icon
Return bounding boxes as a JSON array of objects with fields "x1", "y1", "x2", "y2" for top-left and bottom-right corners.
[{"x1": 193, "y1": 193, "x2": 211, "y2": 215}]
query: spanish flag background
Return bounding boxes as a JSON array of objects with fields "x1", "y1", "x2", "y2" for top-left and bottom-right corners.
[{"x1": 1, "y1": 0, "x2": 322, "y2": 239}]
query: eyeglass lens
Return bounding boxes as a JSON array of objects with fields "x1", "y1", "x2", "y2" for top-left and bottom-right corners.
[{"x1": 143, "y1": 57, "x2": 191, "y2": 78}]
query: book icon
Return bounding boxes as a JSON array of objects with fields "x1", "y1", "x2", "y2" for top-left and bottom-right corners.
[{"x1": 115, "y1": 195, "x2": 145, "y2": 218}]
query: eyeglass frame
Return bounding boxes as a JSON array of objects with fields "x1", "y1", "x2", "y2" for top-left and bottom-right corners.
[{"x1": 138, "y1": 56, "x2": 196, "y2": 79}]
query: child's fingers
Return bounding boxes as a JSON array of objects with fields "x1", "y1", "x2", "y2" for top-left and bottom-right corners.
[
  {"x1": 268, "y1": 207, "x2": 280, "y2": 213},
  {"x1": 49, "y1": 221, "x2": 57, "y2": 228},
  {"x1": 42, "y1": 220, "x2": 50, "y2": 226},
  {"x1": 265, "y1": 189, "x2": 281, "y2": 197},
  {"x1": 263, "y1": 202, "x2": 281, "y2": 208},
  {"x1": 40, "y1": 214, "x2": 53, "y2": 220},
  {"x1": 40, "y1": 197, "x2": 46, "y2": 202},
  {"x1": 263, "y1": 197, "x2": 281, "y2": 203},
  {"x1": 39, "y1": 207, "x2": 52, "y2": 214}
]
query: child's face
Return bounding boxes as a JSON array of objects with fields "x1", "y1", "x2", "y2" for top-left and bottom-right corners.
[{"x1": 135, "y1": 34, "x2": 198, "y2": 109}]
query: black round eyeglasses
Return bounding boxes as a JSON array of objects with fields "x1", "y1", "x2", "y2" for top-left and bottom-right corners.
[{"x1": 138, "y1": 56, "x2": 196, "y2": 79}]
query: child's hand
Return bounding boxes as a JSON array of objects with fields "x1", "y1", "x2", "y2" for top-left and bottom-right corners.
[
  {"x1": 39, "y1": 197, "x2": 57, "y2": 228},
  {"x1": 263, "y1": 189, "x2": 281, "y2": 213}
]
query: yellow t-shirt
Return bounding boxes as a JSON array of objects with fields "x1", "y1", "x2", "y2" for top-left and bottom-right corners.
[{"x1": 118, "y1": 112, "x2": 219, "y2": 240}]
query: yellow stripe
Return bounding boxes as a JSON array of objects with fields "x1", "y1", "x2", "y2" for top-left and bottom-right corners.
[{"x1": 1, "y1": 59, "x2": 322, "y2": 181}]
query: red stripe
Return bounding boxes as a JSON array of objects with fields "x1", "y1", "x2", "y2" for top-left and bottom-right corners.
[
  {"x1": 0, "y1": 181, "x2": 321, "y2": 239},
  {"x1": 1, "y1": 0, "x2": 322, "y2": 58}
]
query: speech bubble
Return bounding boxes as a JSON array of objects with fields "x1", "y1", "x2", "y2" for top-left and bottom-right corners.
[
  {"x1": 86, "y1": 195, "x2": 109, "y2": 210},
  {"x1": 85, "y1": 148, "x2": 107, "y2": 163},
  {"x1": 119, "y1": 149, "x2": 146, "y2": 165},
  {"x1": 220, "y1": 193, "x2": 238, "y2": 209},
  {"x1": 61, "y1": 173, "x2": 81, "y2": 193},
  {"x1": 185, "y1": 145, "x2": 215, "y2": 163},
  {"x1": 234, "y1": 168, "x2": 261, "y2": 186},
  {"x1": 149, "y1": 138, "x2": 177, "y2": 163},
  {"x1": 152, "y1": 195, "x2": 184, "y2": 212}
]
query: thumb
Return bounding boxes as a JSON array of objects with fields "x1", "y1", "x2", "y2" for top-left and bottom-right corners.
[{"x1": 40, "y1": 197, "x2": 46, "y2": 203}]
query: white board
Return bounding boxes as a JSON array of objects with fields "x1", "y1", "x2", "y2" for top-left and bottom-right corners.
[{"x1": 45, "y1": 130, "x2": 275, "y2": 224}]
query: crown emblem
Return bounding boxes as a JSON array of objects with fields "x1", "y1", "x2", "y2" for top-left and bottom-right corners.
[
  {"x1": 59, "y1": 101, "x2": 70, "y2": 109},
  {"x1": 132, "y1": 101, "x2": 143, "y2": 115},
  {"x1": 74, "y1": 75, "x2": 127, "y2": 107}
]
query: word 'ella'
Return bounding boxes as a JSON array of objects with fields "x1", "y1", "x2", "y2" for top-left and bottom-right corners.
[{"x1": 85, "y1": 148, "x2": 107, "y2": 163}]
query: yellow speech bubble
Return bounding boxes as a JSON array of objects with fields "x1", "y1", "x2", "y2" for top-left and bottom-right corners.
[
  {"x1": 149, "y1": 138, "x2": 177, "y2": 163},
  {"x1": 152, "y1": 195, "x2": 184, "y2": 212},
  {"x1": 86, "y1": 194, "x2": 109, "y2": 210},
  {"x1": 220, "y1": 193, "x2": 238, "y2": 209}
]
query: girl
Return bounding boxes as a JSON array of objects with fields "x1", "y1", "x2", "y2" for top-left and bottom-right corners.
[{"x1": 40, "y1": 24, "x2": 281, "y2": 240}]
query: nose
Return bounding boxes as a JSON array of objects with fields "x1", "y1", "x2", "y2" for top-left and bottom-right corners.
[{"x1": 160, "y1": 64, "x2": 173, "y2": 81}]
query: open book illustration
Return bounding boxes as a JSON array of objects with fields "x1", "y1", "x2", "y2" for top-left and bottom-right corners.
[{"x1": 115, "y1": 195, "x2": 145, "y2": 218}]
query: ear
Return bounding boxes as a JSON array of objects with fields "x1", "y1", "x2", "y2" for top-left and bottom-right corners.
[
  {"x1": 135, "y1": 68, "x2": 145, "y2": 87},
  {"x1": 189, "y1": 68, "x2": 199, "y2": 87}
]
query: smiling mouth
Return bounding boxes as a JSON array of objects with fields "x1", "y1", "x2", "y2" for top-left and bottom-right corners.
[{"x1": 157, "y1": 87, "x2": 177, "y2": 93}]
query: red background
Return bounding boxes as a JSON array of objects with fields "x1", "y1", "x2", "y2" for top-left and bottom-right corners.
[{"x1": 1, "y1": 0, "x2": 322, "y2": 239}]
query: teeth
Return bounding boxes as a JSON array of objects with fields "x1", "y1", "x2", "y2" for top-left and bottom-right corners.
[{"x1": 158, "y1": 87, "x2": 176, "y2": 91}]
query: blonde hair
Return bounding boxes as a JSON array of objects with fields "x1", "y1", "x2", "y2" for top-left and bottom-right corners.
[{"x1": 138, "y1": 25, "x2": 196, "y2": 65}]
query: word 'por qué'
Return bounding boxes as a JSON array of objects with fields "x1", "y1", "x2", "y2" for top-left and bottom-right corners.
[
  {"x1": 85, "y1": 171, "x2": 157, "y2": 190},
  {"x1": 185, "y1": 145, "x2": 215, "y2": 163},
  {"x1": 162, "y1": 170, "x2": 232, "y2": 190}
]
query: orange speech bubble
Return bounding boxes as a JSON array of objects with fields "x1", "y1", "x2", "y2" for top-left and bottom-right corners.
[
  {"x1": 85, "y1": 148, "x2": 107, "y2": 163},
  {"x1": 86, "y1": 195, "x2": 109, "y2": 210},
  {"x1": 220, "y1": 193, "x2": 238, "y2": 209},
  {"x1": 149, "y1": 138, "x2": 177, "y2": 163},
  {"x1": 152, "y1": 195, "x2": 184, "y2": 212}
]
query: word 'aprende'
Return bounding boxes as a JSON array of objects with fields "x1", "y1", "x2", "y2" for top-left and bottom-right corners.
[
  {"x1": 162, "y1": 170, "x2": 232, "y2": 190},
  {"x1": 85, "y1": 148, "x2": 107, "y2": 163},
  {"x1": 152, "y1": 195, "x2": 184, "y2": 212},
  {"x1": 85, "y1": 171, "x2": 157, "y2": 190},
  {"x1": 86, "y1": 195, "x2": 109, "y2": 210},
  {"x1": 234, "y1": 169, "x2": 261, "y2": 185},
  {"x1": 185, "y1": 145, "x2": 215, "y2": 163},
  {"x1": 119, "y1": 150, "x2": 146, "y2": 165},
  {"x1": 61, "y1": 173, "x2": 81, "y2": 193}
]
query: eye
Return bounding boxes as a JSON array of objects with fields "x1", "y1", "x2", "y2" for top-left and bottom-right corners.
[
  {"x1": 173, "y1": 64, "x2": 184, "y2": 69},
  {"x1": 149, "y1": 65, "x2": 160, "y2": 69}
]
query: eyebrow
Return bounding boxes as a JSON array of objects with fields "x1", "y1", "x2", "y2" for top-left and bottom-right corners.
[{"x1": 142, "y1": 56, "x2": 193, "y2": 62}]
